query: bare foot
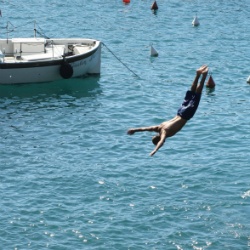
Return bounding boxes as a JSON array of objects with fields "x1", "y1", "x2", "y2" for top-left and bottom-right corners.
[
  {"x1": 202, "y1": 66, "x2": 209, "y2": 75},
  {"x1": 196, "y1": 65, "x2": 207, "y2": 74}
]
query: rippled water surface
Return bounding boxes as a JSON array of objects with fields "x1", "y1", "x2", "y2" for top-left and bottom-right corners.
[{"x1": 1, "y1": 1, "x2": 250, "y2": 249}]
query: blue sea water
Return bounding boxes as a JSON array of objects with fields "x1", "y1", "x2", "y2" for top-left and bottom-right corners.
[{"x1": 1, "y1": 0, "x2": 250, "y2": 249}]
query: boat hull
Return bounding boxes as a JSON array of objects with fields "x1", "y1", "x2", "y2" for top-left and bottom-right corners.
[{"x1": 0, "y1": 38, "x2": 101, "y2": 84}]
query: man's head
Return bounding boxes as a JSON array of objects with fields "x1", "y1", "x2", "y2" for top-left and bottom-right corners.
[{"x1": 152, "y1": 135, "x2": 160, "y2": 145}]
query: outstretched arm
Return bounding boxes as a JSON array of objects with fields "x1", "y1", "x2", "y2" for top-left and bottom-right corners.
[
  {"x1": 127, "y1": 125, "x2": 159, "y2": 135},
  {"x1": 150, "y1": 132, "x2": 167, "y2": 156}
]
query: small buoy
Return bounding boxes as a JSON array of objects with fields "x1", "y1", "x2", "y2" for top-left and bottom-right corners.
[
  {"x1": 206, "y1": 75, "x2": 215, "y2": 88},
  {"x1": 150, "y1": 45, "x2": 158, "y2": 57},
  {"x1": 192, "y1": 15, "x2": 200, "y2": 26},
  {"x1": 151, "y1": 1, "x2": 158, "y2": 11},
  {"x1": 247, "y1": 76, "x2": 250, "y2": 83},
  {"x1": 123, "y1": 0, "x2": 130, "y2": 4}
]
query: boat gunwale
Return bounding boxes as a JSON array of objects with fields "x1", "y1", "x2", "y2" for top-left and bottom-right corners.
[{"x1": 0, "y1": 40, "x2": 101, "y2": 69}]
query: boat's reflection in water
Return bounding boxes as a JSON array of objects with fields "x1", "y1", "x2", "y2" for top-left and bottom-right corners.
[{"x1": 0, "y1": 75, "x2": 102, "y2": 100}]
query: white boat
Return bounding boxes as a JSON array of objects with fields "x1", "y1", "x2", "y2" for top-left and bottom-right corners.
[{"x1": 0, "y1": 27, "x2": 101, "y2": 84}]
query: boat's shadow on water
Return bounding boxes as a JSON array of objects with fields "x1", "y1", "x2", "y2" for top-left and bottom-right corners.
[{"x1": 0, "y1": 76, "x2": 102, "y2": 99}]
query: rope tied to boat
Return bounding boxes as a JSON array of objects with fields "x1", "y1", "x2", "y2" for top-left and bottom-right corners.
[
  {"x1": 2, "y1": 20, "x2": 50, "y2": 39},
  {"x1": 102, "y1": 42, "x2": 140, "y2": 79}
]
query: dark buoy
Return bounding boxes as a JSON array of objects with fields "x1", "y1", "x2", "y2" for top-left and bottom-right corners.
[
  {"x1": 60, "y1": 61, "x2": 73, "y2": 79},
  {"x1": 151, "y1": 1, "x2": 158, "y2": 11},
  {"x1": 206, "y1": 75, "x2": 215, "y2": 89}
]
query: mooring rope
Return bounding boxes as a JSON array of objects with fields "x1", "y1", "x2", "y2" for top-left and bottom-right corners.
[
  {"x1": 35, "y1": 23, "x2": 50, "y2": 39},
  {"x1": 1, "y1": 20, "x2": 50, "y2": 38},
  {"x1": 102, "y1": 42, "x2": 140, "y2": 79}
]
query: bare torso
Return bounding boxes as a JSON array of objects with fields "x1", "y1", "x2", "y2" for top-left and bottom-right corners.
[{"x1": 159, "y1": 115, "x2": 187, "y2": 137}]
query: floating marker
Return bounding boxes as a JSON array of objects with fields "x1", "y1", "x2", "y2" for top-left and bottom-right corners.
[
  {"x1": 247, "y1": 76, "x2": 250, "y2": 83},
  {"x1": 192, "y1": 15, "x2": 200, "y2": 26},
  {"x1": 151, "y1": 1, "x2": 158, "y2": 11},
  {"x1": 150, "y1": 45, "x2": 158, "y2": 57},
  {"x1": 206, "y1": 75, "x2": 215, "y2": 88},
  {"x1": 123, "y1": 0, "x2": 130, "y2": 4}
]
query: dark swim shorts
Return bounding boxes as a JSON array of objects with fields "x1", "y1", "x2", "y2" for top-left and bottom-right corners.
[{"x1": 177, "y1": 90, "x2": 201, "y2": 120}]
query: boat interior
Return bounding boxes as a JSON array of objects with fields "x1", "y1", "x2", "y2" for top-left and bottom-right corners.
[{"x1": 0, "y1": 38, "x2": 97, "y2": 63}]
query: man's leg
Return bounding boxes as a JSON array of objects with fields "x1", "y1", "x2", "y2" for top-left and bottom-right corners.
[
  {"x1": 190, "y1": 73, "x2": 200, "y2": 92},
  {"x1": 190, "y1": 65, "x2": 207, "y2": 92},
  {"x1": 196, "y1": 67, "x2": 208, "y2": 94}
]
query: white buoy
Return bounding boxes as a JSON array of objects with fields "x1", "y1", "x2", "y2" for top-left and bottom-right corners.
[
  {"x1": 192, "y1": 15, "x2": 200, "y2": 26},
  {"x1": 247, "y1": 76, "x2": 250, "y2": 83},
  {"x1": 150, "y1": 45, "x2": 158, "y2": 57}
]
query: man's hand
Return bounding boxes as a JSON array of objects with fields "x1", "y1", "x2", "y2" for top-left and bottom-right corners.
[
  {"x1": 150, "y1": 150, "x2": 156, "y2": 156},
  {"x1": 127, "y1": 129, "x2": 135, "y2": 135}
]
